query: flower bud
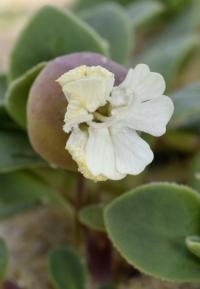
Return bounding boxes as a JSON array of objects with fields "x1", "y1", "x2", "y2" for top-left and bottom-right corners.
[{"x1": 27, "y1": 52, "x2": 127, "y2": 170}]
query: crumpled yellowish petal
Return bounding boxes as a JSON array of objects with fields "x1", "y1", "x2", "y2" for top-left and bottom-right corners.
[
  {"x1": 66, "y1": 127, "x2": 107, "y2": 182},
  {"x1": 57, "y1": 65, "x2": 115, "y2": 132}
]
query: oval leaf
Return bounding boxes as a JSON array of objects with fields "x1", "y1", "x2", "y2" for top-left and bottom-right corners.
[
  {"x1": 126, "y1": 0, "x2": 163, "y2": 28},
  {"x1": 105, "y1": 183, "x2": 200, "y2": 282},
  {"x1": 136, "y1": 6, "x2": 199, "y2": 88},
  {"x1": 0, "y1": 170, "x2": 74, "y2": 218},
  {"x1": 0, "y1": 74, "x2": 16, "y2": 129},
  {"x1": 81, "y1": 3, "x2": 131, "y2": 64},
  {"x1": 0, "y1": 131, "x2": 46, "y2": 173},
  {"x1": 169, "y1": 82, "x2": 200, "y2": 132},
  {"x1": 73, "y1": 0, "x2": 133, "y2": 11},
  {"x1": 6, "y1": 62, "x2": 46, "y2": 129},
  {"x1": 0, "y1": 203, "x2": 34, "y2": 219},
  {"x1": 9, "y1": 5, "x2": 108, "y2": 80},
  {"x1": 0, "y1": 239, "x2": 8, "y2": 281},
  {"x1": 189, "y1": 153, "x2": 200, "y2": 192},
  {"x1": 48, "y1": 247, "x2": 85, "y2": 289},
  {"x1": 186, "y1": 236, "x2": 200, "y2": 259},
  {"x1": 78, "y1": 204, "x2": 105, "y2": 231},
  {"x1": 0, "y1": 74, "x2": 7, "y2": 113}
]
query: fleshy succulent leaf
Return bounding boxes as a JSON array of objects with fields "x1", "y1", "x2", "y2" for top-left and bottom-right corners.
[
  {"x1": 78, "y1": 204, "x2": 105, "y2": 231},
  {"x1": 81, "y1": 3, "x2": 132, "y2": 64},
  {"x1": 105, "y1": 182, "x2": 200, "y2": 282},
  {"x1": 0, "y1": 130, "x2": 46, "y2": 173},
  {"x1": 48, "y1": 247, "x2": 85, "y2": 289},
  {"x1": 6, "y1": 62, "x2": 46, "y2": 129},
  {"x1": 126, "y1": 0, "x2": 164, "y2": 28},
  {"x1": 169, "y1": 82, "x2": 200, "y2": 132},
  {"x1": 186, "y1": 236, "x2": 200, "y2": 259},
  {"x1": 9, "y1": 5, "x2": 109, "y2": 80}
]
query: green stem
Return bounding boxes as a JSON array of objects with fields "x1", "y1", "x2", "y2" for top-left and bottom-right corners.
[{"x1": 74, "y1": 174, "x2": 85, "y2": 246}]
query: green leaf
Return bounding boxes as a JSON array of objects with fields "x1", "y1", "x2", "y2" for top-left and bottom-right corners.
[
  {"x1": 0, "y1": 239, "x2": 8, "y2": 281},
  {"x1": 78, "y1": 204, "x2": 105, "y2": 232},
  {"x1": 126, "y1": 0, "x2": 164, "y2": 28},
  {"x1": 189, "y1": 153, "x2": 200, "y2": 192},
  {"x1": 0, "y1": 203, "x2": 34, "y2": 219},
  {"x1": 137, "y1": 34, "x2": 198, "y2": 89},
  {"x1": 105, "y1": 183, "x2": 200, "y2": 282},
  {"x1": 186, "y1": 236, "x2": 200, "y2": 259},
  {"x1": 31, "y1": 167, "x2": 77, "y2": 195},
  {"x1": 73, "y1": 0, "x2": 133, "y2": 11},
  {"x1": 136, "y1": 6, "x2": 199, "y2": 88},
  {"x1": 0, "y1": 130, "x2": 46, "y2": 173},
  {"x1": 81, "y1": 3, "x2": 131, "y2": 64},
  {"x1": 162, "y1": 131, "x2": 200, "y2": 153},
  {"x1": 48, "y1": 247, "x2": 85, "y2": 289},
  {"x1": 159, "y1": 0, "x2": 191, "y2": 9},
  {"x1": 9, "y1": 5, "x2": 108, "y2": 80},
  {"x1": 0, "y1": 74, "x2": 7, "y2": 113},
  {"x1": 0, "y1": 170, "x2": 57, "y2": 204},
  {"x1": 0, "y1": 170, "x2": 74, "y2": 218},
  {"x1": 0, "y1": 74, "x2": 16, "y2": 129},
  {"x1": 169, "y1": 82, "x2": 200, "y2": 131},
  {"x1": 6, "y1": 62, "x2": 46, "y2": 129}
]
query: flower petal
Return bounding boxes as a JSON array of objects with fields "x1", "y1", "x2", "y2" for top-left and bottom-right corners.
[
  {"x1": 63, "y1": 96, "x2": 93, "y2": 133},
  {"x1": 63, "y1": 77, "x2": 114, "y2": 112},
  {"x1": 57, "y1": 65, "x2": 115, "y2": 112},
  {"x1": 111, "y1": 126, "x2": 154, "y2": 175},
  {"x1": 66, "y1": 126, "x2": 88, "y2": 166},
  {"x1": 120, "y1": 95, "x2": 174, "y2": 136},
  {"x1": 116, "y1": 64, "x2": 166, "y2": 102},
  {"x1": 66, "y1": 127, "x2": 109, "y2": 182},
  {"x1": 86, "y1": 127, "x2": 125, "y2": 180}
]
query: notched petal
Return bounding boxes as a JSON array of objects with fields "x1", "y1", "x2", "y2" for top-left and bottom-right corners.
[
  {"x1": 86, "y1": 127, "x2": 125, "y2": 180},
  {"x1": 111, "y1": 127, "x2": 154, "y2": 175},
  {"x1": 118, "y1": 64, "x2": 166, "y2": 101}
]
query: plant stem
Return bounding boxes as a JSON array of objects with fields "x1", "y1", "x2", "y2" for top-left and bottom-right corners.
[
  {"x1": 76, "y1": 174, "x2": 85, "y2": 209},
  {"x1": 74, "y1": 174, "x2": 85, "y2": 246}
]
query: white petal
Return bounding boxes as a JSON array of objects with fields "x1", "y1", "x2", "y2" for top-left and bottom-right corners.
[
  {"x1": 66, "y1": 127, "x2": 109, "y2": 182},
  {"x1": 85, "y1": 127, "x2": 125, "y2": 180},
  {"x1": 118, "y1": 64, "x2": 166, "y2": 101},
  {"x1": 63, "y1": 77, "x2": 114, "y2": 113},
  {"x1": 63, "y1": 100, "x2": 93, "y2": 133},
  {"x1": 109, "y1": 86, "x2": 133, "y2": 109},
  {"x1": 57, "y1": 65, "x2": 115, "y2": 113},
  {"x1": 120, "y1": 95, "x2": 174, "y2": 137},
  {"x1": 66, "y1": 127, "x2": 88, "y2": 162},
  {"x1": 111, "y1": 126, "x2": 154, "y2": 175}
]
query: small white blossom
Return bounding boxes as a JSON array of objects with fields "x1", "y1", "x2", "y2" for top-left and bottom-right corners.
[{"x1": 57, "y1": 64, "x2": 174, "y2": 181}]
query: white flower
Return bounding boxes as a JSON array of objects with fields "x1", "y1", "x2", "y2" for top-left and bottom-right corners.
[{"x1": 57, "y1": 64, "x2": 174, "y2": 182}]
